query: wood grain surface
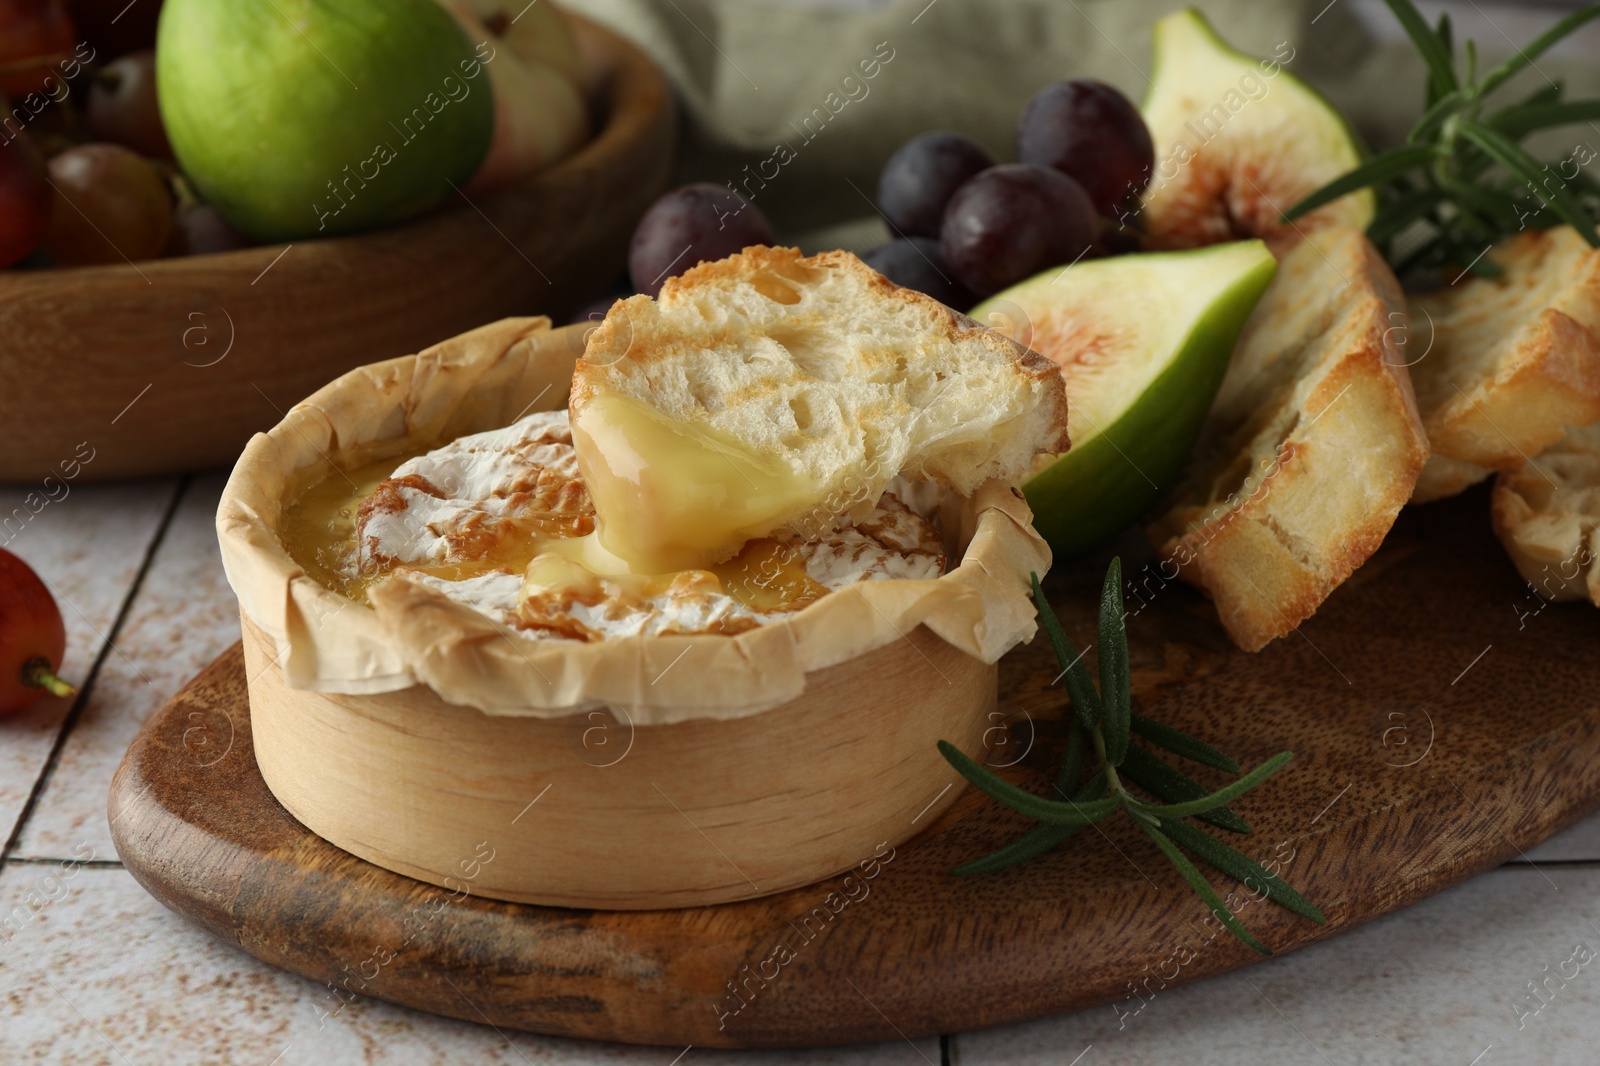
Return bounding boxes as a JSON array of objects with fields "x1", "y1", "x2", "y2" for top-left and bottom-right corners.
[
  {"x1": 108, "y1": 486, "x2": 1600, "y2": 1048},
  {"x1": 0, "y1": 14, "x2": 675, "y2": 484}
]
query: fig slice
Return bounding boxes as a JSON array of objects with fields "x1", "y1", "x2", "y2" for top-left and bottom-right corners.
[
  {"x1": 971, "y1": 240, "x2": 1277, "y2": 558},
  {"x1": 1139, "y1": 8, "x2": 1373, "y2": 255}
]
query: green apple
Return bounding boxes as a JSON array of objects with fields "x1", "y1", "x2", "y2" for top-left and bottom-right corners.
[
  {"x1": 1139, "y1": 7, "x2": 1372, "y2": 252},
  {"x1": 972, "y1": 241, "x2": 1277, "y2": 559},
  {"x1": 156, "y1": 0, "x2": 496, "y2": 242}
]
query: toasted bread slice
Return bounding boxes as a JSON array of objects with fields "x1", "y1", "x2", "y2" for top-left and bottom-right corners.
[
  {"x1": 572, "y1": 246, "x2": 1071, "y2": 544},
  {"x1": 1492, "y1": 420, "x2": 1600, "y2": 606},
  {"x1": 1148, "y1": 227, "x2": 1429, "y2": 651},
  {"x1": 1409, "y1": 226, "x2": 1600, "y2": 503}
]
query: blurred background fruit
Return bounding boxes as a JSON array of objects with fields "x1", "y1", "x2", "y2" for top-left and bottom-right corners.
[
  {"x1": 87, "y1": 49, "x2": 173, "y2": 160},
  {"x1": 876, "y1": 131, "x2": 994, "y2": 239},
  {"x1": 436, "y1": 0, "x2": 591, "y2": 195},
  {"x1": 861, "y1": 236, "x2": 974, "y2": 310},
  {"x1": 629, "y1": 183, "x2": 775, "y2": 297},
  {"x1": 164, "y1": 202, "x2": 251, "y2": 257},
  {"x1": 0, "y1": 548, "x2": 77, "y2": 716},
  {"x1": 67, "y1": 0, "x2": 160, "y2": 61},
  {"x1": 1139, "y1": 8, "x2": 1371, "y2": 252},
  {"x1": 0, "y1": 0, "x2": 76, "y2": 97},
  {"x1": 0, "y1": 120, "x2": 51, "y2": 268},
  {"x1": 40, "y1": 142, "x2": 172, "y2": 265},
  {"x1": 155, "y1": 0, "x2": 496, "y2": 241},
  {"x1": 1018, "y1": 78, "x2": 1153, "y2": 219},
  {"x1": 940, "y1": 163, "x2": 1096, "y2": 296}
]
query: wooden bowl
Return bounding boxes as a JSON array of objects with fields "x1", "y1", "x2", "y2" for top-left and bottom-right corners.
[
  {"x1": 216, "y1": 320, "x2": 1048, "y2": 910},
  {"x1": 0, "y1": 14, "x2": 674, "y2": 484}
]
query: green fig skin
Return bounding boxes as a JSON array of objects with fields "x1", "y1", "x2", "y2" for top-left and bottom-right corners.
[
  {"x1": 974, "y1": 241, "x2": 1278, "y2": 560},
  {"x1": 156, "y1": 0, "x2": 496, "y2": 242}
]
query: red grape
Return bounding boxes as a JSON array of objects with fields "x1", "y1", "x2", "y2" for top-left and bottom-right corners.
[
  {"x1": 862, "y1": 236, "x2": 975, "y2": 310},
  {"x1": 876, "y1": 131, "x2": 995, "y2": 239},
  {"x1": 0, "y1": 124, "x2": 51, "y2": 268},
  {"x1": 0, "y1": 0, "x2": 75, "y2": 97},
  {"x1": 629, "y1": 183, "x2": 776, "y2": 297},
  {"x1": 1017, "y1": 79, "x2": 1153, "y2": 219},
  {"x1": 40, "y1": 143, "x2": 172, "y2": 266},
  {"x1": 164, "y1": 203, "x2": 251, "y2": 256},
  {"x1": 940, "y1": 164, "x2": 1097, "y2": 297},
  {"x1": 87, "y1": 50, "x2": 172, "y2": 160}
]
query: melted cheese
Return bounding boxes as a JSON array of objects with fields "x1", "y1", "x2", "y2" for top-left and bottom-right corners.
[
  {"x1": 570, "y1": 390, "x2": 819, "y2": 573},
  {"x1": 280, "y1": 411, "x2": 945, "y2": 641}
]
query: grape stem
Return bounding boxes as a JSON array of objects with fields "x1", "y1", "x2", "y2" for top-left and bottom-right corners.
[{"x1": 21, "y1": 658, "x2": 77, "y2": 699}]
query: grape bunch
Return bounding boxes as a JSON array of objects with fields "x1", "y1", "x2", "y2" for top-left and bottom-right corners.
[
  {"x1": 0, "y1": 0, "x2": 252, "y2": 271},
  {"x1": 594, "y1": 79, "x2": 1152, "y2": 325},
  {"x1": 864, "y1": 79, "x2": 1154, "y2": 306}
]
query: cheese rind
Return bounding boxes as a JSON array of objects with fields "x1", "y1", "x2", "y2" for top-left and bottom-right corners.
[{"x1": 351, "y1": 411, "x2": 944, "y2": 641}]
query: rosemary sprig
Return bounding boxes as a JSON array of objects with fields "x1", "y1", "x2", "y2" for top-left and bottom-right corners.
[
  {"x1": 937, "y1": 561, "x2": 1326, "y2": 953},
  {"x1": 1286, "y1": 0, "x2": 1600, "y2": 282}
]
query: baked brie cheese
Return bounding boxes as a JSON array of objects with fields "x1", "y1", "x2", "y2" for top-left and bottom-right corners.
[{"x1": 277, "y1": 248, "x2": 1069, "y2": 645}]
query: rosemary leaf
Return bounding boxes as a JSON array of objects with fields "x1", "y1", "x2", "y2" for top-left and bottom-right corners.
[
  {"x1": 1408, "y1": 88, "x2": 1464, "y2": 144},
  {"x1": 1057, "y1": 722, "x2": 1087, "y2": 792},
  {"x1": 952, "y1": 753, "x2": 1105, "y2": 876},
  {"x1": 1489, "y1": 99, "x2": 1600, "y2": 140},
  {"x1": 1120, "y1": 744, "x2": 1250, "y2": 834},
  {"x1": 951, "y1": 822, "x2": 1083, "y2": 876},
  {"x1": 1284, "y1": 144, "x2": 1437, "y2": 220},
  {"x1": 1439, "y1": 176, "x2": 1524, "y2": 232},
  {"x1": 938, "y1": 741, "x2": 1120, "y2": 825},
  {"x1": 1476, "y1": 4, "x2": 1600, "y2": 99},
  {"x1": 1366, "y1": 187, "x2": 1447, "y2": 246},
  {"x1": 1138, "y1": 822, "x2": 1270, "y2": 955},
  {"x1": 1098, "y1": 558, "x2": 1131, "y2": 766},
  {"x1": 1128, "y1": 751, "x2": 1293, "y2": 819},
  {"x1": 1455, "y1": 120, "x2": 1600, "y2": 245},
  {"x1": 1383, "y1": 0, "x2": 1457, "y2": 104},
  {"x1": 1031, "y1": 572, "x2": 1101, "y2": 731},
  {"x1": 1160, "y1": 819, "x2": 1327, "y2": 925},
  {"x1": 1129, "y1": 713, "x2": 1241, "y2": 774}
]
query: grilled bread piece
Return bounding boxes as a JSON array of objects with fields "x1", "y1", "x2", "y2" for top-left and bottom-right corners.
[
  {"x1": 1148, "y1": 227, "x2": 1429, "y2": 651},
  {"x1": 572, "y1": 246, "x2": 1071, "y2": 542},
  {"x1": 1492, "y1": 420, "x2": 1600, "y2": 606},
  {"x1": 1409, "y1": 226, "x2": 1600, "y2": 503}
]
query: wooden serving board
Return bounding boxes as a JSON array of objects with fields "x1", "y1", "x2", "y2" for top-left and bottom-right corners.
[{"x1": 109, "y1": 487, "x2": 1600, "y2": 1048}]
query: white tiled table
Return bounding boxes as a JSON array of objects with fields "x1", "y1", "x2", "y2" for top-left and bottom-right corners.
[{"x1": 3, "y1": 475, "x2": 1600, "y2": 1065}]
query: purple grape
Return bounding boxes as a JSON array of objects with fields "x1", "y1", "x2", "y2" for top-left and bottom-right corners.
[
  {"x1": 1017, "y1": 79, "x2": 1154, "y2": 219},
  {"x1": 876, "y1": 131, "x2": 996, "y2": 239},
  {"x1": 940, "y1": 164, "x2": 1097, "y2": 297},
  {"x1": 628, "y1": 183, "x2": 777, "y2": 297},
  {"x1": 861, "y1": 237, "x2": 975, "y2": 310}
]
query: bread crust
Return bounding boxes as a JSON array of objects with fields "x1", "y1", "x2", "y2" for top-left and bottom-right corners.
[
  {"x1": 1148, "y1": 227, "x2": 1429, "y2": 651},
  {"x1": 1491, "y1": 420, "x2": 1600, "y2": 607},
  {"x1": 1408, "y1": 227, "x2": 1600, "y2": 501},
  {"x1": 571, "y1": 245, "x2": 1071, "y2": 538}
]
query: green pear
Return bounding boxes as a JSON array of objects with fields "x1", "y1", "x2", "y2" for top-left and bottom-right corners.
[
  {"x1": 972, "y1": 241, "x2": 1277, "y2": 559},
  {"x1": 156, "y1": 0, "x2": 496, "y2": 242}
]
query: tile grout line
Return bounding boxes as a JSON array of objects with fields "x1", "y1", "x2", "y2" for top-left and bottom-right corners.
[{"x1": 0, "y1": 475, "x2": 191, "y2": 869}]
